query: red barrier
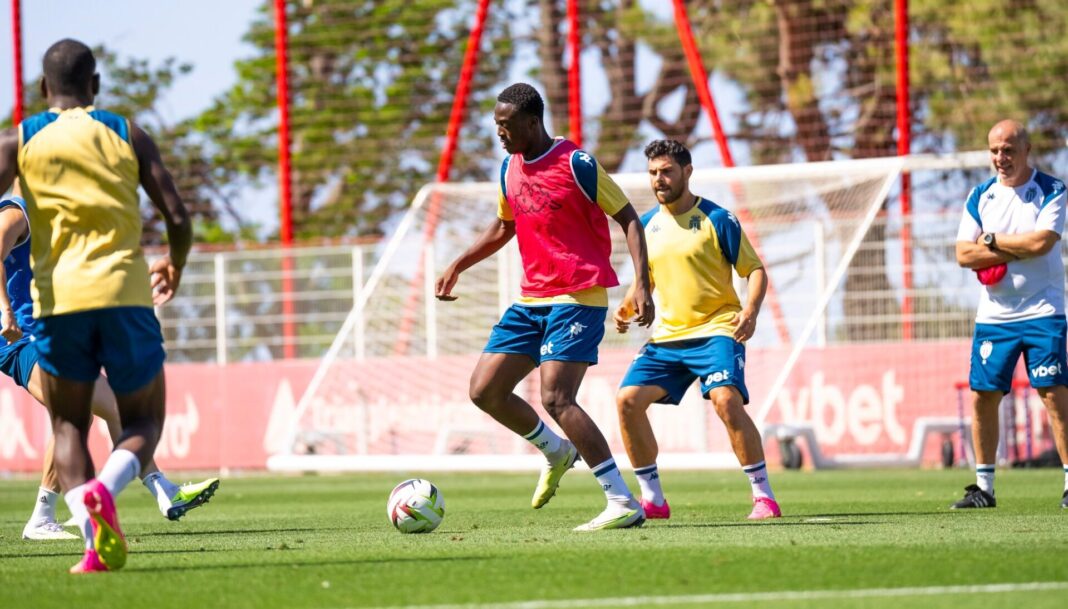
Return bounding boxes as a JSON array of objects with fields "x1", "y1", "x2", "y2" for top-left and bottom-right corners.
[{"x1": 0, "y1": 341, "x2": 991, "y2": 472}]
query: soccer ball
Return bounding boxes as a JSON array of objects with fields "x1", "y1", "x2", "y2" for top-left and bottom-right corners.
[{"x1": 387, "y1": 478, "x2": 445, "y2": 533}]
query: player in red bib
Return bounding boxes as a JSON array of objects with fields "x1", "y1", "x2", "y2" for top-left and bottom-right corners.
[{"x1": 436, "y1": 83, "x2": 654, "y2": 531}]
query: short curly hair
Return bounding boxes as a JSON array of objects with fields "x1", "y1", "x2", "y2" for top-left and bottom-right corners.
[
  {"x1": 497, "y1": 83, "x2": 544, "y2": 121},
  {"x1": 644, "y1": 139, "x2": 692, "y2": 167}
]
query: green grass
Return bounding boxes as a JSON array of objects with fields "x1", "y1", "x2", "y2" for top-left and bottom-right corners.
[{"x1": 2, "y1": 469, "x2": 1067, "y2": 608}]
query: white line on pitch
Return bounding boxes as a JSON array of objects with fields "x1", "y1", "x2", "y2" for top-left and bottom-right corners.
[{"x1": 356, "y1": 581, "x2": 1068, "y2": 609}]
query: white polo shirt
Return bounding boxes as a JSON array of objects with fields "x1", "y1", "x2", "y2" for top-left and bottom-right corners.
[{"x1": 956, "y1": 170, "x2": 1067, "y2": 324}]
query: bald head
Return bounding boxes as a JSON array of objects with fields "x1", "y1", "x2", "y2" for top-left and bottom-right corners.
[
  {"x1": 988, "y1": 119, "x2": 1032, "y2": 186},
  {"x1": 989, "y1": 120, "x2": 1030, "y2": 147}
]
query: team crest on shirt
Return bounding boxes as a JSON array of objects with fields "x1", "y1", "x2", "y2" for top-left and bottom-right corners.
[
  {"x1": 1025, "y1": 187, "x2": 1037, "y2": 202},
  {"x1": 979, "y1": 340, "x2": 993, "y2": 365},
  {"x1": 689, "y1": 215, "x2": 702, "y2": 232}
]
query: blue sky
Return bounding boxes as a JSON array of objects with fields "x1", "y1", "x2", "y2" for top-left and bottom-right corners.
[
  {"x1": 0, "y1": 0, "x2": 742, "y2": 235},
  {"x1": 0, "y1": 0, "x2": 261, "y2": 123}
]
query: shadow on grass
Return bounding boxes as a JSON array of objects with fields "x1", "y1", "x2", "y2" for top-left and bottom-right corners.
[
  {"x1": 801, "y1": 511, "x2": 951, "y2": 518},
  {"x1": 0, "y1": 547, "x2": 242, "y2": 560},
  {"x1": 135, "y1": 527, "x2": 319, "y2": 538},
  {"x1": 128, "y1": 554, "x2": 491, "y2": 574},
  {"x1": 664, "y1": 520, "x2": 882, "y2": 529}
]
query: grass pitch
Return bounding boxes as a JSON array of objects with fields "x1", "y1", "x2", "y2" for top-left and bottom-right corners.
[{"x1": 2, "y1": 468, "x2": 1067, "y2": 609}]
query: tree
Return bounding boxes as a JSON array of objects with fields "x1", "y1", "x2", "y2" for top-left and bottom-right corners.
[{"x1": 190, "y1": 0, "x2": 513, "y2": 240}]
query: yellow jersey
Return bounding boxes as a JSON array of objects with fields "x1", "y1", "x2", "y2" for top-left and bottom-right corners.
[
  {"x1": 17, "y1": 106, "x2": 152, "y2": 317},
  {"x1": 641, "y1": 197, "x2": 763, "y2": 343}
]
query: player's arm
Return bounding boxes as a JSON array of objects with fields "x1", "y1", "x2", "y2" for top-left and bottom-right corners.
[
  {"x1": 733, "y1": 267, "x2": 767, "y2": 342},
  {"x1": 976, "y1": 230, "x2": 1060, "y2": 260},
  {"x1": 956, "y1": 240, "x2": 1017, "y2": 269},
  {"x1": 435, "y1": 217, "x2": 515, "y2": 301},
  {"x1": 727, "y1": 225, "x2": 766, "y2": 342},
  {"x1": 130, "y1": 122, "x2": 192, "y2": 305},
  {"x1": 0, "y1": 127, "x2": 17, "y2": 194},
  {"x1": 0, "y1": 203, "x2": 28, "y2": 343},
  {"x1": 613, "y1": 277, "x2": 656, "y2": 334},
  {"x1": 611, "y1": 205, "x2": 654, "y2": 327}
]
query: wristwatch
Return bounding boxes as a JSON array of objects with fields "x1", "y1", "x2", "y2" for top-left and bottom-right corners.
[{"x1": 982, "y1": 232, "x2": 997, "y2": 250}]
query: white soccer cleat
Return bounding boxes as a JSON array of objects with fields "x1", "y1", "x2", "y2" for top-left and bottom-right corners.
[
  {"x1": 23, "y1": 518, "x2": 80, "y2": 541},
  {"x1": 573, "y1": 498, "x2": 646, "y2": 532}
]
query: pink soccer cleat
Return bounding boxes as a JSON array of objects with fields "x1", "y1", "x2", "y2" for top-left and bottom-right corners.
[
  {"x1": 747, "y1": 497, "x2": 782, "y2": 520},
  {"x1": 69, "y1": 549, "x2": 109, "y2": 574},
  {"x1": 82, "y1": 479, "x2": 127, "y2": 571},
  {"x1": 640, "y1": 498, "x2": 671, "y2": 519}
]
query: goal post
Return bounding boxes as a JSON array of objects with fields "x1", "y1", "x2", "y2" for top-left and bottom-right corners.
[{"x1": 268, "y1": 152, "x2": 991, "y2": 473}]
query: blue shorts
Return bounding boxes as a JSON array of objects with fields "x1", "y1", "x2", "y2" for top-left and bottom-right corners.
[
  {"x1": 484, "y1": 304, "x2": 606, "y2": 366},
  {"x1": 34, "y1": 307, "x2": 166, "y2": 394},
  {"x1": 0, "y1": 337, "x2": 40, "y2": 389},
  {"x1": 970, "y1": 316, "x2": 1068, "y2": 393},
  {"x1": 620, "y1": 335, "x2": 749, "y2": 405}
]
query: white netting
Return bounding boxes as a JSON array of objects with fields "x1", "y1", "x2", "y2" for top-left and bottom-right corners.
[{"x1": 268, "y1": 152, "x2": 990, "y2": 471}]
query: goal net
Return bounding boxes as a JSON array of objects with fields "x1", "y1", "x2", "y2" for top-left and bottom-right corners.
[{"x1": 267, "y1": 152, "x2": 990, "y2": 472}]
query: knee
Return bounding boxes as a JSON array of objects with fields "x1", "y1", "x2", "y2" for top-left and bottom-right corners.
[
  {"x1": 540, "y1": 390, "x2": 573, "y2": 417},
  {"x1": 711, "y1": 392, "x2": 746, "y2": 428},
  {"x1": 617, "y1": 391, "x2": 649, "y2": 420}
]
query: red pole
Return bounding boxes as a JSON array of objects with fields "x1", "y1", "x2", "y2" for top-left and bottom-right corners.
[
  {"x1": 895, "y1": 0, "x2": 913, "y2": 341},
  {"x1": 393, "y1": 0, "x2": 491, "y2": 356},
  {"x1": 274, "y1": 0, "x2": 296, "y2": 358},
  {"x1": 672, "y1": 0, "x2": 791, "y2": 345},
  {"x1": 566, "y1": 0, "x2": 582, "y2": 147},
  {"x1": 11, "y1": 0, "x2": 24, "y2": 125}
]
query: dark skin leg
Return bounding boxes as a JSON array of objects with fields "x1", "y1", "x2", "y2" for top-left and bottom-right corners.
[
  {"x1": 40, "y1": 372, "x2": 96, "y2": 492},
  {"x1": 469, "y1": 352, "x2": 541, "y2": 435},
  {"x1": 111, "y1": 370, "x2": 167, "y2": 470},
  {"x1": 539, "y1": 360, "x2": 613, "y2": 466}
]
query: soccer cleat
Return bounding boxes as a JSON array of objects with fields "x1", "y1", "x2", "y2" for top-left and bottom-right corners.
[
  {"x1": 22, "y1": 518, "x2": 80, "y2": 541},
  {"x1": 166, "y1": 478, "x2": 220, "y2": 521},
  {"x1": 950, "y1": 484, "x2": 996, "y2": 509},
  {"x1": 83, "y1": 480, "x2": 127, "y2": 571},
  {"x1": 573, "y1": 498, "x2": 646, "y2": 531},
  {"x1": 747, "y1": 497, "x2": 782, "y2": 520},
  {"x1": 532, "y1": 442, "x2": 578, "y2": 509},
  {"x1": 640, "y1": 498, "x2": 671, "y2": 519},
  {"x1": 69, "y1": 549, "x2": 109, "y2": 574}
]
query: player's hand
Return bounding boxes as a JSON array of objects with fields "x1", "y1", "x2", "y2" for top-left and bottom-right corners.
[
  {"x1": 631, "y1": 284, "x2": 655, "y2": 327},
  {"x1": 613, "y1": 302, "x2": 635, "y2": 333},
  {"x1": 435, "y1": 266, "x2": 459, "y2": 301},
  {"x1": 0, "y1": 308, "x2": 22, "y2": 343},
  {"x1": 732, "y1": 306, "x2": 758, "y2": 342},
  {"x1": 150, "y1": 256, "x2": 183, "y2": 305}
]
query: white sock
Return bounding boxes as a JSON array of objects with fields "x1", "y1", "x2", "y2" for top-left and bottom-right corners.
[
  {"x1": 591, "y1": 458, "x2": 633, "y2": 504},
  {"x1": 633, "y1": 464, "x2": 664, "y2": 505},
  {"x1": 97, "y1": 449, "x2": 142, "y2": 497},
  {"x1": 522, "y1": 420, "x2": 563, "y2": 458},
  {"x1": 976, "y1": 464, "x2": 995, "y2": 495},
  {"x1": 30, "y1": 487, "x2": 60, "y2": 523},
  {"x1": 743, "y1": 461, "x2": 775, "y2": 500},
  {"x1": 64, "y1": 485, "x2": 93, "y2": 550},
  {"x1": 1062, "y1": 465, "x2": 1067, "y2": 492},
  {"x1": 143, "y1": 471, "x2": 181, "y2": 512}
]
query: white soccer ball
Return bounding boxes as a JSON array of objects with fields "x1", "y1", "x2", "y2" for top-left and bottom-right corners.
[{"x1": 387, "y1": 478, "x2": 445, "y2": 533}]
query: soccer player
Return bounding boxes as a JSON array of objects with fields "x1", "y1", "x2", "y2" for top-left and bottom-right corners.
[
  {"x1": 0, "y1": 39, "x2": 193, "y2": 572},
  {"x1": 953, "y1": 119, "x2": 1068, "y2": 510},
  {"x1": 0, "y1": 187, "x2": 218, "y2": 541},
  {"x1": 435, "y1": 83, "x2": 655, "y2": 531},
  {"x1": 614, "y1": 140, "x2": 782, "y2": 521}
]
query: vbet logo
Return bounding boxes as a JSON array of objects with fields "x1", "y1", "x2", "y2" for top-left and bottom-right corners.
[
  {"x1": 540, "y1": 341, "x2": 554, "y2": 356},
  {"x1": 704, "y1": 370, "x2": 731, "y2": 384},
  {"x1": 777, "y1": 370, "x2": 907, "y2": 447},
  {"x1": 1031, "y1": 363, "x2": 1063, "y2": 378}
]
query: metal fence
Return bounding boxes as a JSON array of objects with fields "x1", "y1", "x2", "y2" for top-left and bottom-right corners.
[{"x1": 159, "y1": 209, "x2": 1065, "y2": 363}]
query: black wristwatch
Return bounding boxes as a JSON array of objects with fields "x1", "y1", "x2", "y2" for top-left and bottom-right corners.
[{"x1": 982, "y1": 232, "x2": 997, "y2": 250}]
